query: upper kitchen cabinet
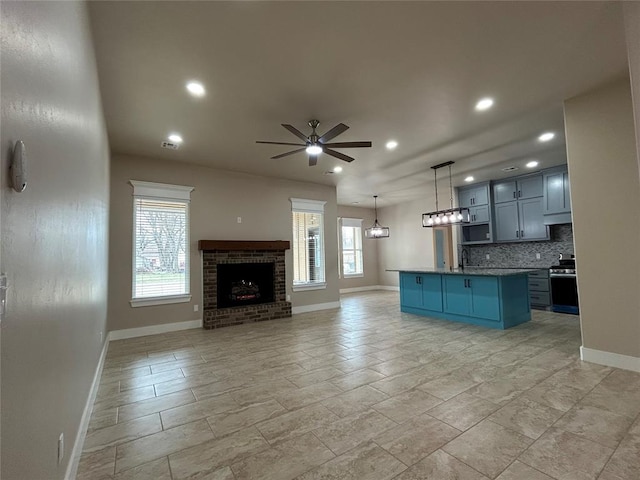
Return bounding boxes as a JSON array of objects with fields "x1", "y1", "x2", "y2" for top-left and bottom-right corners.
[
  {"x1": 543, "y1": 166, "x2": 572, "y2": 225},
  {"x1": 494, "y1": 175, "x2": 544, "y2": 203},
  {"x1": 457, "y1": 182, "x2": 493, "y2": 245}
]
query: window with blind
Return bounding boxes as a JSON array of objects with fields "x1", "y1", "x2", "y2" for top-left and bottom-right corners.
[
  {"x1": 291, "y1": 198, "x2": 326, "y2": 291},
  {"x1": 340, "y1": 218, "x2": 364, "y2": 277},
  {"x1": 130, "y1": 181, "x2": 194, "y2": 307}
]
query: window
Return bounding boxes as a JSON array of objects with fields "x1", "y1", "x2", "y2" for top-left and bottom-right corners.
[
  {"x1": 291, "y1": 198, "x2": 326, "y2": 291},
  {"x1": 130, "y1": 181, "x2": 194, "y2": 307},
  {"x1": 340, "y1": 218, "x2": 364, "y2": 277}
]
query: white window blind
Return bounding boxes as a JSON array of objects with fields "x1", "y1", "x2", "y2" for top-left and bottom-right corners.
[
  {"x1": 340, "y1": 218, "x2": 364, "y2": 276},
  {"x1": 291, "y1": 198, "x2": 326, "y2": 290},
  {"x1": 130, "y1": 181, "x2": 194, "y2": 307}
]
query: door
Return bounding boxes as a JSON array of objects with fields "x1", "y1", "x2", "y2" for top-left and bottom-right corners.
[
  {"x1": 518, "y1": 197, "x2": 549, "y2": 240},
  {"x1": 468, "y1": 276, "x2": 501, "y2": 321},
  {"x1": 443, "y1": 275, "x2": 470, "y2": 315},
  {"x1": 517, "y1": 175, "x2": 543, "y2": 199},
  {"x1": 543, "y1": 171, "x2": 566, "y2": 214},
  {"x1": 494, "y1": 201, "x2": 520, "y2": 241},
  {"x1": 469, "y1": 205, "x2": 489, "y2": 224},
  {"x1": 433, "y1": 227, "x2": 454, "y2": 270},
  {"x1": 458, "y1": 189, "x2": 475, "y2": 208},
  {"x1": 422, "y1": 274, "x2": 443, "y2": 312},
  {"x1": 472, "y1": 185, "x2": 488, "y2": 205},
  {"x1": 400, "y1": 273, "x2": 423, "y2": 308},
  {"x1": 434, "y1": 230, "x2": 445, "y2": 269},
  {"x1": 493, "y1": 181, "x2": 517, "y2": 204}
]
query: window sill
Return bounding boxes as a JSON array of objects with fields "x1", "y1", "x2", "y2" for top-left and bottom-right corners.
[
  {"x1": 292, "y1": 283, "x2": 327, "y2": 292},
  {"x1": 130, "y1": 294, "x2": 192, "y2": 308},
  {"x1": 343, "y1": 274, "x2": 364, "y2": 278}
]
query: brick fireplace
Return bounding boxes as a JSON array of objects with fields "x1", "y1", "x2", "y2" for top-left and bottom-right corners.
[{"x1": 199, "y1": 240, "x2": 292, "y2": 329}]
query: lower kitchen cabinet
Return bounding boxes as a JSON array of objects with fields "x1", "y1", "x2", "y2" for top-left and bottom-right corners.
[{"x1": 398, "y1": 271, "x2": 531, "y2": 329}]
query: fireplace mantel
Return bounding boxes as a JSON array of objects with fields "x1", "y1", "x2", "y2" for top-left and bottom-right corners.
[{"x1": 199, "y1": 240, "x2": 290, "y2": 251}]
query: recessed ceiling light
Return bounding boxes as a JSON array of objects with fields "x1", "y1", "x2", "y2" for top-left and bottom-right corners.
[
  {"x1": 526, "y1": 160, "x2": 539, "y2": 168},
  {"x1": 538, "y1": 132, "x2": 555, "y2": 142},
  {"x1": 464, "y1": 176, "x2": 474, "y2": 182},
  {"x1": 333, "y1": 166, "x2": 343, "y2": 173},
  {"x1": 186, "y1": 82, "x2": 205, "y2": 97},
  {"x1": 386, "y1": 140, "x2": 398, "y2": 150},
  {"x1": 168, "y1": 134, "x2": 183, "y2": 143},
  {"x1": 475, "y1": 97, "x2": 494, "y2": 111}
]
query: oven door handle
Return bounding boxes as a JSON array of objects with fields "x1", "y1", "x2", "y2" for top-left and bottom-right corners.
[{"x1": 550, "y1": 274, "x2": 577, "y2": 278}]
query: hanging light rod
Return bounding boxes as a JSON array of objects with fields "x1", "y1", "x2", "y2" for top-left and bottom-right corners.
[
  {"x1": 365, "y1": 195, "x2": 390, "y2": 238},
  {"x1": 422, "y1": 161, "x2": 471, "y2": 227}
]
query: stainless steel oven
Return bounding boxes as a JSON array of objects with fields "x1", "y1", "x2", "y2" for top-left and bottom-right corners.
[{"x1": 549, "y1": 254, "x2": 579, "y2": 315}]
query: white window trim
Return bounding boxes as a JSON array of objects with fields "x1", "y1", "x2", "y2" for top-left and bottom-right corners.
[
  {"x1": 291, "y1": 198, "x2": 327, "y2": 290},
  {"x1": 130, "y1": 180, "x2": 194, "y2": 306},
  {"x1": 339, "y1": 217, "x2": 364, "y2": 278}
]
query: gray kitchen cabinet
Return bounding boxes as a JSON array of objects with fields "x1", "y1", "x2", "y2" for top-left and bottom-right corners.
[
  {"x1": 469, "y1": 205, "x2": 490, "y2": 223},
  {"x1": 493, "y1": 175, "x2": 549, "y2": 242},
  {"x1": 459, "y1": 184, "x2": 489, "y2": 208},
  {"x1": 457, "y1": 183, "x2": 492, "y2": 244},
  {"x1": 528, "y1": 269, "x2": 550, "y2": 310},
  {"x1": 518, "y1": 197, "x2": 548, "y2": 240},
  {"x1": 543, "y1": 166, "x2": 572, "y2": 225},
  {"x1": 494, "y1": 202, "x2": 520, "y2": 241},
  {"x1": 493, "y1": 181, "x2": 517, "y2": 204},
  {"x1": 494, "y1": 175, "x2": 543, "y2": 204}
]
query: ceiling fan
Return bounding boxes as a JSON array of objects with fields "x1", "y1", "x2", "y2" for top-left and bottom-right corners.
[{"x1": 256, "y1": 119, "x2": 372, "y2": 166}]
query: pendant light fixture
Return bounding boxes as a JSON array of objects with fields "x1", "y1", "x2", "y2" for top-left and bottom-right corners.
[
  {"x1": 422, "y1": 161, "x2": 471, "y2": 227},
  {"x1": 365, "y1": 195, "x2": 390, "y2": 238}
]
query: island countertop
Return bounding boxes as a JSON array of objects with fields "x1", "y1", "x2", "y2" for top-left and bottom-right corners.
[{"x1": 387, "y1": 267, "x2": 545, "y2": 277}]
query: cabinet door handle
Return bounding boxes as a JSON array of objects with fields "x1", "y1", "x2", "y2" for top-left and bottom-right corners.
[
  {"x1": 464, "y1": 279, "x2": 467, "y2": 288},
  {"x1": 516, "y1": 230, "x2": 520, "y2": 238},
  {"x1": 521, "y1": 230, "x2": 524, "y2": 238},
  {"x1": 467, "y1": 279, "x2": 471, "y2": 288},
  {"x1": 416, "y1": 276, "x2": 421, "y2": 285},
  {"x1": 513, "y1": 191, "x2": 516, "y2": 198},
  {"x1": 518, "y1": 190, "x2": 522, "y2": 197}
]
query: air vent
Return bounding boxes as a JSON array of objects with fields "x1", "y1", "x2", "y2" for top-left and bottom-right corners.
[
  {"x1": 323, "y1": 171, "x2": 335, "y2": 175},
  {"x1": 501, "y1": 166, "x2": 519, "y2": 172},
  {"x1": 161, "y1": 141, "x2": 180, "y2": 150}
]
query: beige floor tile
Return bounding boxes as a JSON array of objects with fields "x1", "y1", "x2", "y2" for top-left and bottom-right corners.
[
  {"x1": 153, "y1": 372, "x2": 228, "y2": 397},
  {"x1": 321, "y1": 385, "x2": 389, "y2": 418},
  {"x1": 600, "y1": 433, "x2": 640, "y2": 480},
  {"x1": 518, "y1": 427, "x2": 614, "y2": 479},
  {"x1": 393, "y1": 449, "x2": 488, "y2": 480},
  {"x1": 101, "y1": 366, "x2": 152, "y2": 385},
  {"x1": 441, "y1": 420, "x2": 533, "y2": 478},
  {"x1": 168, "y1": 426, "x2": 269, "y2": 479},
  {"x1": 274, "y1": 381, "x2": 343, "y2": 410},
  {"x1": 375, "y1": 412, "x2": 461, "y2": 466},
  {"x1": 192, "y1": 376, "x2": 248, "y2": 400},
  {"x1": 521, "y1": 380, "x2": 588, "y2": 412},
  {"x1": 84, "y1": 413, "x2": 162, "y2": 453},
  {"x1": 88, "y1": 407, "x2": 118, "y2": 433},
  {"x1": 206, "y1": 398, "x2": 286, "y2": 437},
  {"x1": 369, "y1": 369, "x2": 430, "y2": 396},
  {"x1": 332, "y1": 354, "x2": 383, "y2": 373},
  {"x1": 76, "y1": 445, "x2": 116, "y2": 480},
  {"x1": 115, "y1": 419, "x2": 214, "y2": 473},
  {"x1": 488, "y1": 396, "x2": 564, "y2": 440},
  {"x1": 286, "y1": 366, "x2": 344, "y2": 388},
  {"x1": 330, "y1": 368, "x2": 387, "y2": 391},
  {"x1": 229, "y1": 377, "x2": 297, "y2": 406},
  {"x1": 297, "y1": 441, "x2": 407, "y2": 480},
  {"x1": 466, "y1": 378, "x2": 528, "y2": 406},
  {"x1": 427, "y1": 392, "x2": 500, "y2": 431},
  {"x1": 578, "y1": 370, "x2": 640, "y2": 419},
  {"x1": 554, "y1": 404, "x2": 634, "y2": 449},
  {"x1": 150, "y1": 356, "x2": 207, "y2": 374},
  {"x1": 418, "y1": 371, "x2": 480, "y2": 400},
  {"x1": 117, "y1": 389, "x2": 195, "y2": 423},
  {"x1": 256, "y1": 403, "x2": 340, "y2": 445},
  {"x1": 369, "y1": 357, "x2": 422, "y2": 377},
  {"x1": 160, "y1": 393, "x2": 238, "y2": 430},
  {"x1": 112, "y1": 457, "x2": 171, "y2": 480},
  {"x1": 495, "y1": 460, "x2": 554, "y2": 479},
  {"x1": 119, "y1": 369, "x2": 185, "y2": 391},
  {"x1": 372, "y1": 388, "x2": 442, "y2": 423},
  {"x1": 231, "y1": 431, "x2": 335, "y2": 480},
  {"x1": 93, "y1": 385, "x2": 156, "y2": 412}
]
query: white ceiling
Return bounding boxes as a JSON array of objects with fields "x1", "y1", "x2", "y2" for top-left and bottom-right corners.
[{"x1": 88, "y1": 1, "x2": 629, "y2": 208}]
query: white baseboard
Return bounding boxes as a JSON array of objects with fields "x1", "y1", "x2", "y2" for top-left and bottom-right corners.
[
  {"x1": 339, "y1": 285, "x2": 399, "y2": 294},
  {"x1": 580, "y1": 346, "x2": 640, "y2": 373},
  {"x1": 292, "y1": 301, "x2": 341, "y2": 314},
  {"x1": 65, "y1": 337, "x2": 109, "y2": 480},
  {"x1": 108, "y1": 318, "x2": 203, "y2": 341}
]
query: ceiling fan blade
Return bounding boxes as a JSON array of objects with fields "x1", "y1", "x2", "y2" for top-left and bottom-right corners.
[
  {"x1": 282, "y1": 124, "x2": 309, "y2": 142},
  {"x1": 322, "y1": 141, "x2": 372, "y2": 148},
  {"x1": 256, "y1": 141, "x2": 306, "y2": 146},
  {"x1": 318, "y1": 123, "x2": 349, "y2": 143},
  {"x1": 271, "y1": 148, "x2": 306, "y2": 159},
  {"x1": 324, "y1": 148, "x2": 355, "y2": 163},
  {"x1": 308, "y1": 155, "x2": 318, "y2": 167}
]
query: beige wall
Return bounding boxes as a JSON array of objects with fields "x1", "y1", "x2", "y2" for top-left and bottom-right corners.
[
  {"x1": 0, "y1": 1, "x2": 110, "y2": 478},
  {"x1": 624, "y1": 1, "x2": 640, "y2": 175},
  {"x1": 109, "y1": 154, "x2": 339, "y2": 332},
  {"x1": 376, "y1": 198, "x2": 438, "y2": 287},
  {"x1": 564, "y1": 77, "x2": 640, "y2": 358},
  {"x1": 337, "y1": 205, "x2": 380, "y2": 289}
]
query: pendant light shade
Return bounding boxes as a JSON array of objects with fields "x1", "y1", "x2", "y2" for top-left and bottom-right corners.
[
  {"x1": 422, "y1": 161, "x2": 471, "y2": 228},
  {"x1": 365, "y1": 195, "x2": 390, "y2": 238}
]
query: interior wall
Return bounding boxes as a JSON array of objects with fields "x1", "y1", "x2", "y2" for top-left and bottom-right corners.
[
  {"x1": 337, "y1": 205, "x2": 379, "y2": 289},
  {"x1": 624, "y1": 1, "x2": 640, "y2": 175},
  {"x1": 564, "y1": 77, "x2": 640, "y2": 359},
  {"x1": 376, "y1": 198, "x2": 437, "y2": 287},
  {"x1": 109, "y1": 154, "x2": 339, "y2": 332},
  {"x1": 0, "y1": 2, "x2": 110, "y2": 479}
]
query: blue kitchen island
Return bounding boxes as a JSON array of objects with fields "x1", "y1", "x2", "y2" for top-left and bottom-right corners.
[{"x1": 391, "y1": 268, "x2": 540, "y2": 329}]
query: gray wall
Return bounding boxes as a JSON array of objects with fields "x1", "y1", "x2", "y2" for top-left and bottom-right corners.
[
  {"x1": 0, "y1": 1, "x2": 110, "y2": 479},
  {"x1": 109, "y1": 154, "x2": 340, "y2": 332},
  {"x1": 337, "y1": 205, "x2": 380, "y2": 290}
]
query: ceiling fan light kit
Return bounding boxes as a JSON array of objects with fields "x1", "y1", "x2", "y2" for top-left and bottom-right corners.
[
  {"x1": 256, "y1": 119, "x2": 372, "y2": 167},
  {"x1": 365, "y1": 195, "x2": 390, "y2": 239},
  {"x1": 422, "y1": 161, "x2": 471, "y2": 228}
]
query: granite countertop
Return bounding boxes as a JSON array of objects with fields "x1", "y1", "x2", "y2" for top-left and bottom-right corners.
[{"x1": 387, "y1": 267, "x2": 546, "y2": 276}]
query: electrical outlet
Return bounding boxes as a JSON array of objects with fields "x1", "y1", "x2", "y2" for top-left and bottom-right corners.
[
  {"x1": 99, "y1": 331, "x2": 103, "y2": 343},
  {"x1": 58, "y1": 433, "x2": 64, "y2": 464},
  {"x1": 485, "y1": 254, "x2": 490, "y2": 260},
  {"x1": 286, "y1": 294, "x2": 291, "y2": 302},
  {"x1": 193, "y1": 304, "x2": 199, "y2": 312},
  {"x1": 237, "y1": 217, "x2": 242, "y2": 224},
  {"x1": 536, "y1": 253, "x2": 541, "y2": 260}
]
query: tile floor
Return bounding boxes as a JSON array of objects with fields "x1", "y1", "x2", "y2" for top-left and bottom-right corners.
[{"x1": 77, "y1": 291, "x2": 640, "y2": 480}]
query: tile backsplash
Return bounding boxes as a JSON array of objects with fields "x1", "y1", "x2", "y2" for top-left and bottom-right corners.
[{"x1": 460, "y1": 224, "x2": 574, "y2": 268}]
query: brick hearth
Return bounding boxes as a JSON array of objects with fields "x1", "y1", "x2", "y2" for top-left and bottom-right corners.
[{"x1": 199, "y1": 240, "x2": 292, "y2": 329}]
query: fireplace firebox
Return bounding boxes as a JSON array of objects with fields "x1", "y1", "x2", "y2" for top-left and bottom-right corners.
[{"x1": 217, "y1": 262, "x2": 275, "y2": 308}]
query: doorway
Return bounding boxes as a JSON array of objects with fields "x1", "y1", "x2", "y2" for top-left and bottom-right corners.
[{"x1": 433, "y1": 226, "x2": 454, "y2": 270}]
